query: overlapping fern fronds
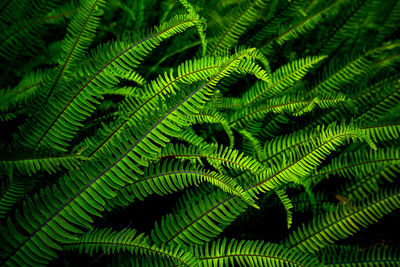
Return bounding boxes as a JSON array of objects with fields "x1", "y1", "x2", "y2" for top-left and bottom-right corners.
[{"x1": 0, "y1": 0, "x2": 399, "y2": 266}]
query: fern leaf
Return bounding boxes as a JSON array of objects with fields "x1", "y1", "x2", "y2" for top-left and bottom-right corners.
[
  {"x1": 151, "y1": 189, "x2": 249, "y2": 247},
  {"x1": 110, "y1": 159, "x2": 256, "y2": 208},
  {"x1": 359, "y1": 118, "x2": 400, "y2": 142},
  {"x1": 193, "y1": 238, "x2": 322, "y2": 267},
  {"x1": 0, "y1": 48, "x2": 257, "y2": 266},
  {"x1": 260, "y1": 0, "x2": 346, "y2": 55},
  {"x1": 155, "y1": 143, "x2": 266, "y2": 175},
  {"x1": 0, "y1": 153, "x2": 82, "y2": 176},
  {"x1": 275, "y1": 188, "x2": 294, "y2": 229},
  {"x1": 249, "y1": 124, "x2": 376, "y2": 194},
  {"x1": 42, "y1": 0, "x2": 106, "y2": 103},
  {"x1": 286, "y1": 188, "x2": 400, "y2": 253},
  {"x1": 64, "y1": 227, "x2": 199, "y2": 266},
  {"x1": 79, "y1": 56, "x2": 222, "y2": 158},
  {"x1": 16, "y1": 14, "x2": 203, "y2": 152},
  {"x1": 318, "y1": 245, "x2": 400, "y2": 266},
  {"x1": 207, "y1": 0, "x2": 270, "y2": 55},
  {"x1": 243, "y1": 55, "x2": 326, "y2": 105},
  {"x1": 309, "y1": 146, "x2": 400, "y2": 187},
  {"x1": 0, "y1": 168, "x2": 35, "y2": 219},
  {"x1": 0, "y1": 1, "x2": 75, "y2": 61},
  {"x1": 311, "y1": 43, "x2": 400, "y2": 95}
]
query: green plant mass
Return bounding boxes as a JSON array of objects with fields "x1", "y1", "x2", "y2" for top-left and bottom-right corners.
[{"x1": 1, "y1": 0, "x2": 400, "y2": 266}]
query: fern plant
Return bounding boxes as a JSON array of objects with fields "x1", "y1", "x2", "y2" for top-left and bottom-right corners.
[{"x1": 1, "y1": 0, "x2": 400, "y2": 266}]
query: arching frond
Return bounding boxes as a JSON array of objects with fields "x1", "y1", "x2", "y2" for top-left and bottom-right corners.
[
  {"x1": 318, "y1": 245, "x2": 400, "y2": 266},
  {"x1": 193, "y1": 238, "x2": 323, "y2": 267},
  {"x1": 274, "y1": 188, "x2": 293, "y2": 228},
  {"x1": 359, "y1": 118, "x2": 400, "y2": 142},
  {"x1": 0, "y1": 151, "x2": 82, "y2": 176},
  {"x1": 42, "y1": 0, "x2": 106, "y2": 103},
  {"x1": 151, "y1": 189, "x2": 249, "y2": 247},
  {"x1": 0, "y1": 1, "x2": 75, "y2": 61},
  {"x1": 207, "y1": 0, "x2": 270, "y2": 55},
  {"x1": 155, "y1": 143, "x2": 266, "y2": 175},
  {"x1": 249, "y1": 124, "x2": 376, "y2": 194},
  {"x1": 286, "y1": 188, "x2": 400, "y2": 254},
  {"x1": 64, "y1": 227, "x2": 199, "y2": 266},
  {"x1": 0, "y1": 69, "x2": 50, "y2": 121},
  {"x1": 16, "y1": 14, "x2": 204, "y2": 152},
  {"x1": 260, "y1": 0, "x2": 346, "y2": 55},
  {"x1": 110, "y1": 159, "x2": 256, "y2": 208},
  {"x1": 242, "y1": 55, "x2": 326, "y2": 105},
  {"x1": 309, "y1": 146, "x2": 400, "y2": 187},
  {"x1": 0, "y1": 47, "x2": 258, "y2": 266},
  {"x1": 0, "y1": 169, "x2": 35, "y2": 219}
]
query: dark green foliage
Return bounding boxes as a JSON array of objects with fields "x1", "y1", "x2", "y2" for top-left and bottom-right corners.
[{"x1": 0, "y1": 0, "x2": 399, "y2": 266}]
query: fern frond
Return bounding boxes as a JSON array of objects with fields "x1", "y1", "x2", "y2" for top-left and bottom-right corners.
[
  {"x1": 356, "y1": 78, "x2": 400, "y2": 120},
  {"x1": 0, "y1": 169, "x2": 35, "y2": 219},
  {"x1": 286, "y1": 188, "x2": 400, "y2": 253},
  {"x1": 249, "y1": 124, "x2": 376, "y2": 194},
  {"x1": 339, "y1": 163, "x2": 400, "y2": 200},
  {"x1": 248, "y1": 0, "x2": 310, "y2": 47},
  {"x1": 310, "y1": 74, "x2": 400, "y2": 126},
  {"x1": 80, "y1": 48, "x2": 258, "y2": 160},
  {"x1": 309, "y1": 146, "x2": 400, "y2": 187},
  {"x1": 318, "y1": 245, "x2": 400, "y2": 266},
  {"x1": 110, "y1": 159, "x2": 256, "y2": 207},
  {"x1": 375, "y1": 0, "x2": 400, "y2": 44},
  {"x1": 193, "y1": 238, "x2": 322, "y2": 267},
  {"x1": 0, "y1": 1, "x2": 75, "y2": 61},
  {"x1": 178, "y1": 0, "x2": 207, "y2": 55},
  {"x1": 359, "y1": 118, "x2": 400, "y2": 142},
  {"x1": 156, "y1": 143, "x2": 266, "y2": 175},
  {"x1": 311, "y1": 43, "x2": 400, "y2": 94},
  {"x1": 0, "y1": 47, "x2": 258, "y2": 266},
  {"x1": 320, "y1": 0, "x2": 377, "y2": 55},
  {"x1": 275, "y1": 188, "x2": 293, "y2": 228},
  {"x1": 42, "y1": 0, "x2": 106, "y2": 103},
  {"x1": 16, "y1": 14, "x2": 203, "y2": 152},
  {"x1": 231, "y1": 94, "x2": 346, "y2": 129},
  {"x1": 243, "y1": 55, "x2": 326, "y2": 106},
  {"x1": 151, "y1": 189, "x2": 249, "y2": 247},
  {"x1": 78, "y1": 56, "x2": 222, "y2": 158},
  {"x1": 64, "y1": 227, "x2": 199, "y2": 266},
  {"x1": 207, "y1": 0, "x2": 270, "y2": 55},
  {"x1": 0, "y1": 68, "x2": 50, "y2": 120},
  {"x1": 237, "y1": 129, "x2": 264, "y2": 160},
  {"x1": 260, "y1": 0, "x2": 346, "y2": 55},
  {"x1": 0, "y1": 152, "x2": 82, "y2": 176},
  {"x1": 151, "y1": 124, "x2": 374, "y2": 249},
  {"x1": 260, "y1": 122, "x2": 371, "y2": 164}
]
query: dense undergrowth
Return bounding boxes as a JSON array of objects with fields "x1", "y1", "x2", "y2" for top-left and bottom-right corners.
[{"x1": 0, "y1": 0, "x2": 400, "y2": 266}]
